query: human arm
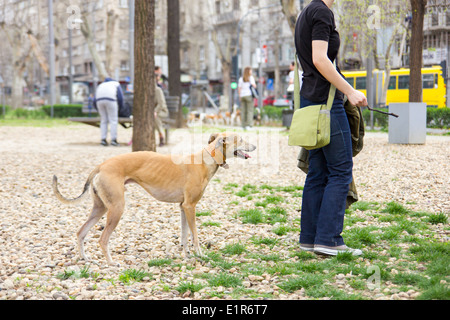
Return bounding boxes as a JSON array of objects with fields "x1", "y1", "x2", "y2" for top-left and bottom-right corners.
[{"x1": 312, "y1": 40, "x2": 367, "y2": 107}]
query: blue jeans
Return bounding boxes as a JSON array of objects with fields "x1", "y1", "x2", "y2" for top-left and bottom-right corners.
[{"x1": 299, "y1": 96, "x2": 353, "y2": 247}]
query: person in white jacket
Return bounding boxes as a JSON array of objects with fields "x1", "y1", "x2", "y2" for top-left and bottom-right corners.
[{"x1": 95, "y1": 78, "x2": 124, "y2": 146}]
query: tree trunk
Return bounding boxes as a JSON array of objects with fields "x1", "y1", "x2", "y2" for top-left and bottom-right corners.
[
  {"x1": 167, "y1": 0, "x2": 182, "y2": 128},
  {"x1": 105, "y1": 9, "x2": 118, "y2": 76},
  {"x1": 80, "y1": 18, "x2": 109, "y2": 79},
  {"x1": 409, "y1": 0, "x2": 427, "y2": 102},
  {"x1": 132, "y1": 0, "x2": 156, "y2": 152},
  {"x1": 274, "y1": 28, "x2": 281, "y2": 98},
  {"x1": 280, "y1": 0, "x2": 298, "y2": 36}
]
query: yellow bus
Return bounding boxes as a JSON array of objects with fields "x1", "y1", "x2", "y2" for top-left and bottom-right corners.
[{"x1": 342, "y1": 66, "x2": 446, "y2": 108}]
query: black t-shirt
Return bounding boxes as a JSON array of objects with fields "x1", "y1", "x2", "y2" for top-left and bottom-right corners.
[{"x1": 295, "y1": 0, "x2": 345, "y2": 102}]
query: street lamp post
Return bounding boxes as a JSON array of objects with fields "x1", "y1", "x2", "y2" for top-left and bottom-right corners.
[
  {"x1": 48, "y1": 0, "x2": 55, "y2": 117},
  {"x1": 68, "y1": 18, "x2": 83, "y2": 105}
]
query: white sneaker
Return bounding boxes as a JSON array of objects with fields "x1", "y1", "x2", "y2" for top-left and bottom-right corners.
[
  {"x1": 314, "y1": 245, "x2": 363, "y2": 256},
  {"x1": 299, "y1": 244, "x2": 314, "y2": 252}
]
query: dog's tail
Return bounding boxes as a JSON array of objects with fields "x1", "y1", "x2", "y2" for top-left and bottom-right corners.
[{"x1": 52, "y1": 167, "x2": 100, "y2": 205}]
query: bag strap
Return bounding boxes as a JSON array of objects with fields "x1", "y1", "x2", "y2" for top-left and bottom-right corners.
[{"x1": 294, "y1": 55, "x2": 336, "y2": 111}]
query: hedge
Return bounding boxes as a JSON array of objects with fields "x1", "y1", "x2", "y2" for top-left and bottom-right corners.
[
  {"x1": 41, "y1": 104, "x2": 84, "y2": 118},
  {"x1": 427, "y1": 107, "x2": 450, "y2": 128},
  {"x1": 362, "y1": 107, "x2": 450, "y2": 129}
]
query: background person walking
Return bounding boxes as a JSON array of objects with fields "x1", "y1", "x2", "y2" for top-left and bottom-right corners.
[
  {"x1": 95, "y1": 78, "x2": 124, "y2": 146},
  {"x1": 238, "y1": 67, "x2": 257, "y2": 130}
]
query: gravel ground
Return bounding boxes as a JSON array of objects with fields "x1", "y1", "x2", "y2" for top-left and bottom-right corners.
[{"x1": 0, "y1": 124, "x2": 448, "y2": 300}]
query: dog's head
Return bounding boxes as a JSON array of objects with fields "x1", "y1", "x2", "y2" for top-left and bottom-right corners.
[{"x1": 208, "y1": 132, "x2": 256, "y2": 166}]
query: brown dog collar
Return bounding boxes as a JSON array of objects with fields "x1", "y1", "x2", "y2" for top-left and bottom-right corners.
[{"x1": 204, "y1": 145, "x2": 229, "y2": 169}]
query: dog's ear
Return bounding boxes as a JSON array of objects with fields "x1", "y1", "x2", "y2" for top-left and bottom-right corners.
[{"x1": 208, "y1": 133, "x2": 219, "y2": 144}]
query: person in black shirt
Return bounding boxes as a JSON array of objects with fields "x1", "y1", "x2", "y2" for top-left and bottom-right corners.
[{"x1": 294, "y1": 0, "x2": 367, "y2": 256}]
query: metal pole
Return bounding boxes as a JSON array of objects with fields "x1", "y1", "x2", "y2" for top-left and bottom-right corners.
[
  {"x1": 68, "y1": 28, "x2": 73, "y2": 104},
  {"x1": 1, "y1": 84, "x2": 4, "y2": 118},
  {"x1": 257, "y1": 9, "x2": 263, "y2": 110},
  {"x1": 92, "y1": 4, "x2": 98, "y2": 94},
  {"x1": 129, "y1": 0, "x2": 135, "y2": 86},
  {"x1": 48, "y1": 0, "x2": 55, "y2": 117},
  {"x1": 367, "y1": 39, "x2": 374, "y2": 129}
]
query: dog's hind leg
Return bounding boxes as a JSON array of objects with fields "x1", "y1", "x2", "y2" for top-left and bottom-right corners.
[
  {"x1": 77, "y1": 193, "x2": 107, "y2": 262},
  {"x1": 99, "y1": 196, "x2": 125, "y2": 266}
]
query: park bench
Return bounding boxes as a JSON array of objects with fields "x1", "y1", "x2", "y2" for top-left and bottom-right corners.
[{"x1": 68, "y1": 95, "x2": 180, "y2": 144}]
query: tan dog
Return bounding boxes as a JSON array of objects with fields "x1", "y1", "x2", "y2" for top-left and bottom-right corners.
[{"x1": 53, "y1": 132, "x2": 256, "y2": 265}]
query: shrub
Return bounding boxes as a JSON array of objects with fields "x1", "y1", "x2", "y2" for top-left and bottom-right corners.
[
  {"x1": 262, "y1": 106, "x2": 289, "y2": 120},
  {"x1": 9, "y1": 108, "x2": 48, "y2": 119},
  {"x1": 427, "y1": 107, "x2": 450, "y2": 128},
  {"x1": 362, "y1": 107, "x2": 389, "y2": 129},
  {"x1": 41, "y1": 104, "x2": 84, "y2": 118}
]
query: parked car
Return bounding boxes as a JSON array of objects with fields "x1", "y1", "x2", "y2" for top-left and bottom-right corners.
[
  {"x1": 273, "y1": 98, "x2": 291, "y2": 107},
  {"x1": 263, "y1": 95, "x2": 275, "y2": 106}
]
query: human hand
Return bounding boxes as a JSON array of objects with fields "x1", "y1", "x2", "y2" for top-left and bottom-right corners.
[{"x1": 347, "y1": 89, "x2": 367, "y2": 107}]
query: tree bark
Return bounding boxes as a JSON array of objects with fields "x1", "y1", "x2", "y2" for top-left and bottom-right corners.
[
  {"x1": 409, "y1": 0, "x2": 427, "y2": 102},
  {"x1": 80, "y1": 17, "x2": 109, "y2": 79},
  {"x1": 105, "y1": 9, "x2": 118, "y2": 76},
  {"x1": 280, "y1": 0, "x2": 298, "y2": 36},
  {"x1": 132, "y1": 0, "x2": 156, "y2": 152},
  {"x1": 167, "y1": 0, "x2": 182, "y2": 128}
]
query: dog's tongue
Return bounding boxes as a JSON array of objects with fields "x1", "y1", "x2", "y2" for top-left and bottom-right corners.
[{"x1": 244, "y1": 153, "x2": 251, "y2": 159}]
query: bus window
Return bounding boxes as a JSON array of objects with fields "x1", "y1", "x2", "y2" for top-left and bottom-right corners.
[
  {"x1": 346, "y1": 77, "x2": 354, "y2": 87},
  {"x1": 388, "y1": 76, "x2": 396, "y2": 89},
  {"x1": 422, "y1": 74, "x2": 435, "y2": 89},
  {"x1": 355, "y1": 77, "x2": 366, "y2": 90},
  {"x1": 398, "y1": 75, "x2": 409, "y2": 89}
]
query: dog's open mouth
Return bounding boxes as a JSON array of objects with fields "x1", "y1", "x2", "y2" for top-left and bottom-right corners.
[{"x1": 234, "y1": 149, "x2": 251, "y2": 159}]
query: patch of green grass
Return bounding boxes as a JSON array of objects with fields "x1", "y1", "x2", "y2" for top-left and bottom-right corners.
[
  {"x1": 147, "y1": 258, "x2": 173, "y2": 267},
  {"x1": 418, "y1": 281, "x2": 450, "y2": 300},
  {"x1": 278, "y1": 274, "x2": 325, "y2": 293},
  {"x1": 249, "y1": 253, "x2": 282, "y2": 262},
  {"x1": 349, "y1": 201, "x2": 380, "y2": 212},
  {"x1": 265, "y1": 207, "x2": 288, "y2": 224},
  {"x1": 224, "y1": 183, "x2": 239, "y2": 191},
  {"x1": 272, "y1": 225, "x2": 290, "y2": 236},
  {"x1": 208, "y1": 273, "x2": 242, "y2": 288},
  {"x1": 235, "y1": 190, "x2": 249, "y2": 197},
  {"x1": 175, "y1": 281, "x2": 205, "y2": 294},
  {"x1": 56, "y1": 269, "x2": 76, "y2": 280},
  {"x1": 426, "y1": 213, "x2": 448, "y2": 225},
  {"x1": 250, "y1": 236, "x2": 278, "y2": 249},
  {"x1": 222, "y1": 242, "x2": 246, "y2": 255},
  {"x1": 306, "y1": 285, "x2": 365, "y2": 300},
  {"x1": 197, "y1": 210, "x2": 213, "y2": 217},
  {"x1": 119, "y1": 269, "x2": 152, "y2": 284},
  {"x1": 56, "y1": 266, "x2": 97, "y2": 280},
  {"x1": 202, "y1": 221, "x2": 221, "y2": 227},
  {"x1": 264, "y1": 195, "x2": 284, "y2": 205},
  {"x1": 240, "y1": 209, "x2": 264, "y2": 224},
  {"x1": 381, "y1": 201, "x2": 409, "y2": 215},
  {"x1": 343, "y1": 226, "x2": 378, "y2": 247}
]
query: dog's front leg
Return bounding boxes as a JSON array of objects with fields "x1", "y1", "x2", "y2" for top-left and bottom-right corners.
[
  {"x1": 181, "y1": 202, "x2": 203, "y2": 257},
  {"x1": 179, "y1": 206, "x2": 190, "y2": 257}
]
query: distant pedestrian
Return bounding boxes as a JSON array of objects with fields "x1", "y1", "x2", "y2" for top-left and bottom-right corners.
[
  {"x1": 238, "y1": 67, "x2": 257, "y2": 130},
  {"x1": 95, "y1": 77, "x2": 124, "y2": 146},
  {"x1": 155, "y1": 85, "x2": 169, "y2": 146},
  {"x1": 155, "y1": 66, "x2": 163, "y2": 88},
  {"x1": 287, "y1": 61, "x2": 302, "y2": 109}
]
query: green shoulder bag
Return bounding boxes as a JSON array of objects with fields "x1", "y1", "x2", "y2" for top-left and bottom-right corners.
[{"x1": 288, "y1": 58, "x2": 336, "y2": 150}]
